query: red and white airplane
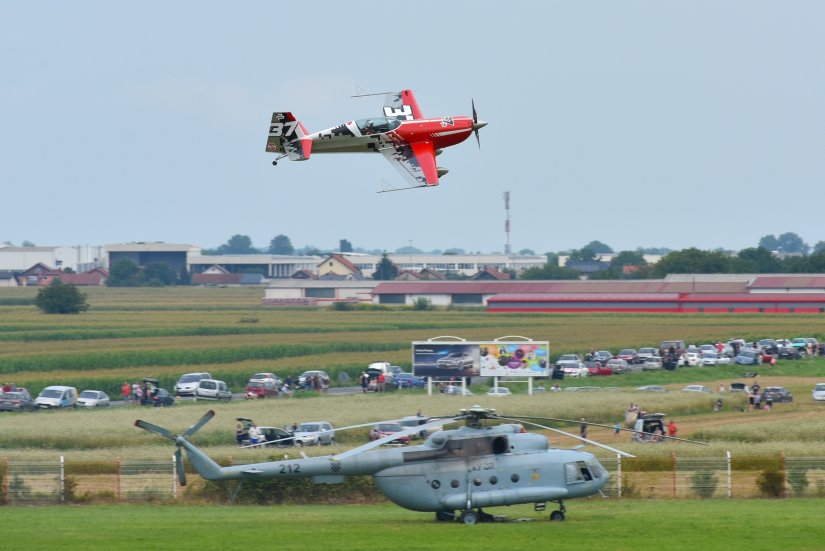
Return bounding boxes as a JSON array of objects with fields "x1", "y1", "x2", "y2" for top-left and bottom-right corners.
[{"x1": 265, "y1": 90, "x2": 486, "y2": 190}]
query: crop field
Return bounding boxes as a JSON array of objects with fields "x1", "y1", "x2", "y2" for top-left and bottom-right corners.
[{"x1": 3, "y1": 500, "x2": 825, "y2": 550}]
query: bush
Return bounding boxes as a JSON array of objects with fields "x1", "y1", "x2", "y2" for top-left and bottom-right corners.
[
  {"x1": 756, "y1": 468, "x2": 785, "y2": 498},
  {"x1": 412, "y1": 297, "x2": 434, "y2": 311},
  {"x1": 690, "y1": 471, "x2": 719, "y2": 498},
  {"x1": 35, "y1": 281, "x2": 89, "y2": 314},
  {"x1": 787, "y1": 469, "x2": 809, "y2": 496}
]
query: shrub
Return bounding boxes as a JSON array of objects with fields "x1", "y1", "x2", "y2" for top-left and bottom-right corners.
[
  {"x1": 787, "y1": 468, "x2": 809, "y2": 496},
  {"x1": 331, "y1": 301, "x2": 355, "y2": 311},
  {"x1": 690, "y1": 471, "x2": 719, "y2": 498},
  {"x1": 756, "y1": 468, "x2": 785, "y2": 498},
  {"x1": 34, "y1": 281, "x2": 89, "y2": 314},
  {"x1": 412, "y1": 297, "x2": 434, "y2": 311}
]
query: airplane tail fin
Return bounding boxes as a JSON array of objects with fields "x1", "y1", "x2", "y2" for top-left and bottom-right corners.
[{"x1": 266, "y1": 112, "x2": 312, "y2": 161}]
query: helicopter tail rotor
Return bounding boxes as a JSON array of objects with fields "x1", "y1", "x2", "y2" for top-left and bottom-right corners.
[{"x1": 135, "y1": 410, "x2": 217, "y2": 486}]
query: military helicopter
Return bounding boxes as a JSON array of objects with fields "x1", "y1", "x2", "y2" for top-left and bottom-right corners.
[{"x1": 136, "y1": 406, "x2": 703, "y2": 524}]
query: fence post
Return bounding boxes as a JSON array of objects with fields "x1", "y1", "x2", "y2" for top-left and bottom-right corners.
[
  {"x1": 672, "y1": 452, "x2": 677, "y2": 498},
  {"x1": 726, "y1": 451, "x2": 732, "y2": 498},
  {"x1": 60, "y1": 456, "x2": 65, "y2": 504},
  {"x1": 116, "y1": 457, "x2": 121, "y2": 501},
  {"x1": 781, "y1": 451, "x2": 787, "y2": 498},
  {"x1": 172, "y1": 454, "x2": 178, "y2": 499},
  {"x1": 616, "y1": 453, "x2": 622, "y2": 498},
  {"x1": 2, "y1": 457, "x2": 7, "y2": 503}
]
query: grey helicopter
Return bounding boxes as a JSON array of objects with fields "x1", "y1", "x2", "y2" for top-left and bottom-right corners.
[{"x1": 136, "y1": 405, "x2": 704, "y2": 524}]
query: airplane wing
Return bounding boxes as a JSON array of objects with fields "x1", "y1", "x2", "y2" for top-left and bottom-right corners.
[
  {"x1": 381, "y1": 140, "x2": 439, "y2": 189},
  {"x1": 383, "y1": 90, "x2": 424, "y2": 120}
]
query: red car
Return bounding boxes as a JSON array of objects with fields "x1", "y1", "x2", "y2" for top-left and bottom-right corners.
[
  {"x1": 584, "y1": 361, "x2": 613, "y2": 376},
  {"x1": 245, "y1": 380, "x2": 279, "y2": 399},
  {"x1": 369, "y1": 422, "x2": 410, "y2": 445}
]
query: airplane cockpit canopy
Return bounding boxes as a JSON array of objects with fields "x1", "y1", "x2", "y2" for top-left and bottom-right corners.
[{"x1": 355, "y1": 117, "x2": 401, "y2": 135}]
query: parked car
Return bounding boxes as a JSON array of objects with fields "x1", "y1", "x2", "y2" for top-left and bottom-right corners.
[
  {"x1": 617, "y1": 349, "x2": 638, "y2": 363},
  {"x1": 561, "y1": 361, "x2": 589, "y2": 378},
  {"x1": 555, "y1": 354, "x2": 583, "y2": 368},
  {"x1": 757, "y1": 339, "x2": 779, "y2": 355},
  {"x1": 636, "y1": 347, "x2": 657, "y2": 362},
  {"x1": 141, "y1": 379, "x2": 175, "y2": 407},
  {"x1": 605, "y1": 358, "x2": 631, "y2": 374},
  {"x1": 244, "y1": 380, "x2": 278, "y2": 399},
  {"x1": 486, "y1": 387, "x2": 513, "y2": 397},
  {"x1": 297, "y1": 370, "x2": 330, "y2": 389},
  {"x1": 735, "y1": 349, "x2": 761, "y2": 365},
  {"x1": 34, "y1": 385, "x2": 78, "y2": 409},
  {"x1": 682, "y1": 385, "x2": 711, "y2": 393},
  {"x1": 636, "y1": 385, "x2": 667, "y2": 392},
  {"x1": 790, "y1": 338, "x2": 810, "y2": 351},
  {"x1": 293, "y1": 421, "x2": 335, "y2": 446},
  {"x1": 729, "y1": 382, "x2": 748, "y2": 393},
  {"x1": 443, "y1": 385, "x2": 474, "y2": 396},
  {"x1": 813, "y1": 383, "x2": 825, "y2": 401},
  {"x1": 642, "y1": 356, "x2": 663, "y2": 370},
  {"x1": 436, "y1": 352, "x2": 474, "y2": 370},
  {"x1": 761, "y1": 386, "x2": 793, "y2": 403},
  {"x1": 369, "y1": 422, "x2": 410, "y2": 444},
  {"x1": 77, "y1": 390, "x2": 110, "y2": 408},
  {"x1": 592, "y1": 350, "x2": 614, "y2": 364},
  {"x1": 681, "y1": 351, "x2": 703, "y2": 367},
  {"x1": 249, "y1": 372, "x2": 281, "y2": 386},
  {"x1": 778, "y1": 347, "x2": 803, "y2": 360},
  {"x1": 174, "y1": 372, "x2": 212, "y2": 396},
  {"x1": 584, "y1": 361, "x2": 613, "y2": 376},
  {"x1": 394, "y1": 373, "x2": 426, "y2": 389},
  {"x1": 195, "y1": 379, "x2": 232, "y2": 401},
  {"x1": 237, "y1": 418, "x2": 294, "y2": 447},
  {"x1": 700, "y1": 352, "x2": 722, "y2": 366},
  {"x1": 0, "y1": 390, "x2": 36, "y2": 412}
]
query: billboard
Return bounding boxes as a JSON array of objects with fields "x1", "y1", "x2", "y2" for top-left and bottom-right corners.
[{"x1": 412, "y1": 339, "x2": 549, "y2": 378}]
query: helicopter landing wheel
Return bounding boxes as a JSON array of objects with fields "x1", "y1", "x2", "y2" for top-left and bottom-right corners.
[
  {"x1": 435, "y1": 511, "x2": 455, "y2": 522},
  {"x1": 550, "y1": 510, "x2": 565, "y2": 521},
  {"x1": 460, "y1": 510, "x2": 478, "y2": 525}
]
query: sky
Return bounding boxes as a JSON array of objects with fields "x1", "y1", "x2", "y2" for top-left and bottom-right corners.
[{"x1": 2, "y1": 1, "x2": 824, "y2": 255}]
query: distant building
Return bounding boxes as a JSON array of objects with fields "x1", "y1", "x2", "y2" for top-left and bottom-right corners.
[
  {"x1": 0, "y1": 245, "x2": 104, "y2": 273},
  {"x1": 106, "y1": 243, "x2": 199, "y2": 273}
]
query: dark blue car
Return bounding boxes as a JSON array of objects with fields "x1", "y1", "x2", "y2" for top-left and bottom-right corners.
[{"x1": 395, "y1": 373, "x2": 426, "y2": 389}]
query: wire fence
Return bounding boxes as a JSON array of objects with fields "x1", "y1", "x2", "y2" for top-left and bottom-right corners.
[{"x1": 3, "y1": 453, "x2": 825, "y2": 505}]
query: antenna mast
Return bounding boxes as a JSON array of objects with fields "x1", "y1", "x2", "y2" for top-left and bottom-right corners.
[{"x1": 503, "y1": 191, "x2": 511, "y2": 254}]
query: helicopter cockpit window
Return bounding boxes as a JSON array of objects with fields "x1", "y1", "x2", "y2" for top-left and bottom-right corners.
[
  {"x1": 355, "y1": 117, "x2": 400, "y2": 135},
  {"x1": 565, "y1": 461, "x2": 593, "y2": 484}
]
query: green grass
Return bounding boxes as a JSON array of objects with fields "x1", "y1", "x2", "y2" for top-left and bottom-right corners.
[{"x1": 1, "y1": 500, "x2": 823, "y2": 550}]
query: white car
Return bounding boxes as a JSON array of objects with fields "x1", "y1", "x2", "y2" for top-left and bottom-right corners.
[
  {"x1": 562, "y1": 362, "x2": 589, "y2": 378},
  {"x1": 555, "y1": 354, "x2": 583, "y2": 368},
  {"x1": 682, "y1": 385, "x2": 711, "y2": 393},
  {"x1": 486, "y1": 387, "x2": 512, "y2": 397},
  {"x1": 293, "y1": 421, "x2": 335, "y2": 446},
  {"x1": 77, "y1": 390, "x2": 110, "y2": 408},
  {"x1": 195, "y1": 379, "x2": 232, "y2": 401},
  {"x1": 174, "y1": 372, "x2": 212, "y2": 396},
  {"x1": 444, "y1": 385, "x2": 474, "y2": 396},
  {"x1": 681, "y1": 352, "x2": 703, "y2": 367},
  {"x1": 813, "y1": 383, "x2": 825, "y2": 401},
  {"x1": 249, "y1": 372, "x2": 280, "y2": 385},
  {"x1": 701, "y1": 352, "x2": 722, "y2": 366}
]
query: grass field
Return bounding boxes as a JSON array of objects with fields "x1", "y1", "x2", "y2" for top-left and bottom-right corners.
[{"x1": 3, "y1": 500, "x2": 824, "y2": 550}]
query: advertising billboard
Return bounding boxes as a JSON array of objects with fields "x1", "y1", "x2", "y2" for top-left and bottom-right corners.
[{"x1": 412, "y1": 339, "x2": 549, "y2": 378}]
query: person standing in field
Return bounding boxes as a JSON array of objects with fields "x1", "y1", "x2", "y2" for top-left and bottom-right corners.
[
  {"x1": 667, "y1": 420, "x2": 678, "y2": 438},
  {"x1": 579, "y1": 418, "x2": 588, "y2": 439},
  {"x1": 121, "y1": 381, "x2": 131, "y2": 404}
]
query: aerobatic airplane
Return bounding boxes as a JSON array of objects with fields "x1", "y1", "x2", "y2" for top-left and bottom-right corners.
[{"x1": 265, "y1": 90, "x2": 486, "y2": 190}]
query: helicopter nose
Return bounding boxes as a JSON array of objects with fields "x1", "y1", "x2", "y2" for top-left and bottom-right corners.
[{"x1": 472, "y1": 120, "x2": 488, "y2": 131}]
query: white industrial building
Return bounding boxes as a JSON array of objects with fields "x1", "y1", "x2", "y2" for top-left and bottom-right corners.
[{"x1": 0, "y1": 245, "x2": 105, "y2": 272}]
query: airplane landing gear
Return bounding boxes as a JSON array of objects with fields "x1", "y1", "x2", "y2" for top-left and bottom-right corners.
[
  {"x1": 272, "y1": 160, "x2": 278, "y2": 166},
  {"x1": 549, "y1": 500, "x2": 567, "y2": 521}
]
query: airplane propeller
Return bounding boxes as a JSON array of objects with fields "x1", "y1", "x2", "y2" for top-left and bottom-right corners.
[{"x1": 471, "y1": 99, "x2": 487, "y2": 148}]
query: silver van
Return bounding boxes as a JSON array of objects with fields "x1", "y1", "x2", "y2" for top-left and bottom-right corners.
[
  {"x1": 174, "y1": 372, "x2": 212, "y2": 396},
  {"x1": 34, "y1": 385, "x2": 78, "y2": 409},
  {"x1": 195, "y1": 379, "x2": 232, "y2": 401}
]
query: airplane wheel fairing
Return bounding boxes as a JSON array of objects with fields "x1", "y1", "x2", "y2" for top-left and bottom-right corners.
[
  {"x1": 460, "y1": 511, "x2": 478, "y2": 525},
  {"x1": 550, "y1": 510, "x2": 565, "y2": 521},
  {"x1": 272, "y1": 161, "x2": 278, "y2": 166}
]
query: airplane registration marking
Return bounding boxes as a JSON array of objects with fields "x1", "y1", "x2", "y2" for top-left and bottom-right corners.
[
  {"x1": 384, "y1": 105, "x2": 414, "y2": 120},
  {"x1": 269, "y1": 121, "x2": 298, "y2": 137},
  {"x1": 279, "y1": 463, "x2": 301, "y2": 474}
]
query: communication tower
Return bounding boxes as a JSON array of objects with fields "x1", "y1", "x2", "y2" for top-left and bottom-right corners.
[{"x1": 503, "y1": 191, "x2": 511, "y2": 254}]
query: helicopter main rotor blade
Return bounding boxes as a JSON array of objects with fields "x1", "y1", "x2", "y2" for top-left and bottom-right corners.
[
  {"x1": 134, "y1": 419, "x2": 173, "y2": 440},
  {"x1": 174, "y1": 447, "x2": 187, "y2": 486},
  {"x1": 509, "y1": 414, "x2": 709, "y2": 446},
  {"x1": 332, "y1": 416, "x2": 460, "y2": 461},
  {"x1": 182, "y1": 410, "x2": 216, "y2": 438},
  {"x1": 498, "y1": 416, "x2": 636, "y2": 458}
]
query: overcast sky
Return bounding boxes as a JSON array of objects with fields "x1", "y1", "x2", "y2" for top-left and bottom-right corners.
[{"x1": 2, "y1": 1, "x2": 823, "y2": 254}]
